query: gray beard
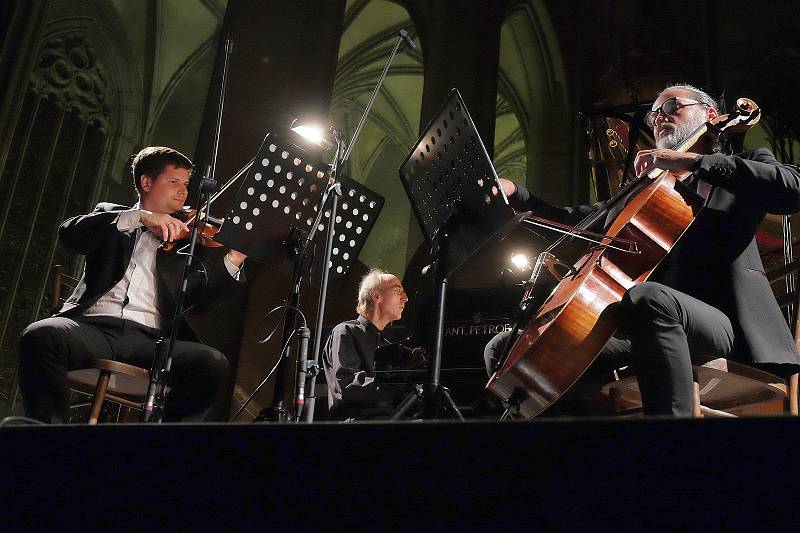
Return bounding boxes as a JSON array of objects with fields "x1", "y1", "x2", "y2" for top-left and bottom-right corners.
[{"x1": 656, "y1": 115, "x2": 705, "y2": 149}]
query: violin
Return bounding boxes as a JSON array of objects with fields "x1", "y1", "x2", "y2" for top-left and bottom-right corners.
[
  {"x1": 486, "y1": 97, "x2": 762, "y2": 418},
  {"x1": 161, "y1": 207, "x2": 225, "y2": 252}
]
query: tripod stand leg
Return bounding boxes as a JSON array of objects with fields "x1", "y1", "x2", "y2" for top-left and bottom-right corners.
[
  {"x1": 500, "y1": 389, "x2": 524, "y2": 421},
  {"x1": 438, "y1": 387, "x2": 464, "y2": 421},
  {"x1": 390, "y1": 385, "x2": 422, "y2": 420}
]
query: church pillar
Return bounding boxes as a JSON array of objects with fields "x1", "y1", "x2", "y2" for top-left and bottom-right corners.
[
  {"x1": 404, "y1": 0, "x2": 510, "y2": 156},
  {"x1": 192, "y1": 0, "x2": 347, "y2": 417}
]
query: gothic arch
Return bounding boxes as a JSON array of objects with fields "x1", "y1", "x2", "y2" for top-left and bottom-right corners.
[
  {"x1": 496, "y1": 0, "x2": 572, "y2": 203},
  {"x1": 0, "y1": 0, "x2": 145, "y2": 407},
  {"x1": 329, "y1": 0, "x2": 424, "y2": 277},
  {"x1": 40, "y1": 0, "x2": 145, "y2": 187},
  {"x1": 145, "y1": 35, "x2": 218, "y2": 151}
]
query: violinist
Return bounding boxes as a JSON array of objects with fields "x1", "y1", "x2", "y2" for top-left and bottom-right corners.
[
  {"x1": 488, "y1": 84, "x2": 800, "y2": 416},
  {"x1": 18, "y1": 146, "x2": 246, "y2": 423},
  {"x1": 322, "y1": 268, "x2": 414, "y2": 420}
]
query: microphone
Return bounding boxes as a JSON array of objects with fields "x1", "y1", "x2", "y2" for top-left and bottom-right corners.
[
  {"x1": 294, "y1": 326, "x2": 311, "y2": 420},
  {"x1": 143, "y1": 338, "x2": 166, "y2": 422},
  {"x1": 398, "y1": 29, "x2": 416, "y2": 50}
]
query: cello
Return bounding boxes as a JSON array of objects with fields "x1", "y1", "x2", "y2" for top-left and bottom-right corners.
[{"x1": 486, "y1": 97, "x2": 761, "y2": 418}]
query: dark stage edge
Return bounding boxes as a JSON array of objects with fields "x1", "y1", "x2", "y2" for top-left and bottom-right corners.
[{"x1": 3, "y1": 416, "x2": 799, "y2": 529}]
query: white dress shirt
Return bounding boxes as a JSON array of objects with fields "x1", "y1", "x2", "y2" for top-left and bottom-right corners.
[{"x1": 82, "y1": 207, "x2": 241, "y2": 330}]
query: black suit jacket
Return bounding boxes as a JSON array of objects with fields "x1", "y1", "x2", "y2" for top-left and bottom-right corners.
[
  {"x1": 57, "y1": 203, "x2": 243, "y2": 339},
  {"x1": 512, "y1": 149, "x2": 800, "y2": 366}
]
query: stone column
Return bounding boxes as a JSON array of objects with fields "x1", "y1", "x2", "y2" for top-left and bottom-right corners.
[
  {"x1": 192, "y1": 0, "x2": 347, "y2": 418},
  {"x1": 404, "y1": 0, "x2": 510, "y2": 157}
]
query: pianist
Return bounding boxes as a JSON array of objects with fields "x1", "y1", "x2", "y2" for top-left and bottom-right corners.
[{"x1": 322, "y1": 268, "x2": 409, "y2": 419}]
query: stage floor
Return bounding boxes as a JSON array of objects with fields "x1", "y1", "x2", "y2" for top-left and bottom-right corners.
[{"x1": 3, "y1": 416, "x2": 798, "y2": 529}]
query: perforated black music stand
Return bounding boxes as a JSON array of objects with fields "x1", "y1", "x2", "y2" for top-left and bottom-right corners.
[
  {"x1": 216, "y1": 133, "x2": 383, "y2": 280},
  {"x1": 394, "y1": 88, "x2": 520, "y2": 419},
  {"x1": 401, "y1": 89, "x2": 518, "y2": 277},
  {"x1": 308, "y1": 175, "x2": 385, "y2": 286},
  {"x1": 216, "y1": 133, "x2": 383, "y2": 421}
]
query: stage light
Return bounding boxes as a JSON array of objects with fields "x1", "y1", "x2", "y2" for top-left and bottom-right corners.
[
  {"x1": 498, "y1": 252, "x2": 533, "y2": 287},
  {"x1": 290, "y1": 119, "x2": 335, "y2": 149},
  {"x1": 510, "y1": 253, "x2": 531, "y2": 271}
]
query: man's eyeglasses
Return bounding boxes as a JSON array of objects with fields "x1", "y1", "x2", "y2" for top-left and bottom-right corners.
[{"x1": 644, "y1": 97, "x2": 708, "y2": 128}]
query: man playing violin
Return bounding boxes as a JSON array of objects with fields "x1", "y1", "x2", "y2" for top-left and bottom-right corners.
[
  {"x1": 18, "y1": 146, "x2": 246, "y2": 423},
  {"x1": 491, "y1": 84, "x2": 800, "y2": 416}
]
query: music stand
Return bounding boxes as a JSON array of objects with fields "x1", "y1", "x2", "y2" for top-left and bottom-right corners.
[
  {"x1": 394, "y1": 88, "x2": 519, "y2": 419},
  {"x1": 218, "y1": 134, "x2": 383, "y2": 279},
  {"x1": 217, "y1": 134, "x2": 321, "y2": 262},
  {"x1": 215, "y1": 132, "x2": 383, "y2": 420},
  {"x1": 308, "y1": 174, "x2": 386, "y2": 286}
]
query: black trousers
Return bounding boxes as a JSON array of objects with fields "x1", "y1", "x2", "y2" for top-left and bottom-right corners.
[
  {"x1": 484, "y1": 282, "x2": 735, "y2": 416},
  {"x1": 18, "y1": 315, "x2": 230, "y2": 423}
]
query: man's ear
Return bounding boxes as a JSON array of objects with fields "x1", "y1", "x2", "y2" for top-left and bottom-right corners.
[
  {"x1": 140, "y1": 175, "x2": 153, "y2": 193},
  {"x1": 707, "y1": 107, "x2": 719, "y2": 121}
]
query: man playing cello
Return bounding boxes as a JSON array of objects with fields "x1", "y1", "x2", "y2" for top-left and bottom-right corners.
[{"x1": 489, "y1": 84, "x2": 800, "y2": 416}]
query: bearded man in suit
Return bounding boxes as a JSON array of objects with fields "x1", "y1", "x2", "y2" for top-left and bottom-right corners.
[{"x1": 487, "y1": 84, "x2": 800, "y2": 415}]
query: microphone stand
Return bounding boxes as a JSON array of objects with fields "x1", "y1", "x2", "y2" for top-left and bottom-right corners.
[
  {"x1": 143, "y1": 172, "x2": 218, "y2": 422},
  {"x1": 302, "y1": 29, "x2": 415, "y2": 422},
  {"x1": 253, "y1": 226, "x2": 312, "y2": 422},
  {"x1": 143, "y1": 34, "x2": 232, "y2": 422}
]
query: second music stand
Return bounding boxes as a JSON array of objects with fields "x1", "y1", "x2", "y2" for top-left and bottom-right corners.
[{"x1": 395, "y1": 88, "x2": 519, "y2": 419}]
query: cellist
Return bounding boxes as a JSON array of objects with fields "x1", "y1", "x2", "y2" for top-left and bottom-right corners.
[{"x1": 487, "y1": 84, "x2": 800, "y2": 415}]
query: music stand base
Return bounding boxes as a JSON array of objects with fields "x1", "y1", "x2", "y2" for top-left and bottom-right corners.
[
  {"x1": 390, "y1": 384, "x2": 464, "y2": 421},
  {"x1": 253, "y1": 407, "x2": 289, "y2": 422}
]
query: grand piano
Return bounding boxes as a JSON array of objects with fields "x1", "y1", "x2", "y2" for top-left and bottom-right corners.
[{"x1": 369, "y1": 284, "x2": 527, "y2": 418}]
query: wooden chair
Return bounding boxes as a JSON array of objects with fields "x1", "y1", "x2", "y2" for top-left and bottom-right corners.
[
  {"x1": 603, "y1": 259, "x2": 800, "y2": 418},
  {"x1": 52, "y1": 265, "x2": 151, "y2": 424}
]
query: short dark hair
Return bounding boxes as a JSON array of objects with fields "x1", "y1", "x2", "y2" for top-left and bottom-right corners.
[{"x1": 131, "y1": 146, "x2": 193, "y2": 194}]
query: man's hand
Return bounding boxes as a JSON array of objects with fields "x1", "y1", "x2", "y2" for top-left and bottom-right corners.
[
  {"x1": 634, "y1": 149, "x2": 702, "y2": 178},
  {"x1": 498, "y1": 177, "x2": 518, "y2": 197},
  {"x1": 226, "y1": 249, "x2": 247, "y2": 268},
  {"x1": 139, "y1": 210, "x2": 190, "y2": 242}
]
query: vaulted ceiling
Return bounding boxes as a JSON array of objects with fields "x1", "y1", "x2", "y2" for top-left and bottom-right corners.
[
  {"x1": 42, "y1": 0, "x2": 560, "y2": 278},
  {"x1": 329, "y1": 0, "x2": 565, "y2": 277},
  {"x1": 106, "y1": 0, "x2": 227, "y2": 156}
]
